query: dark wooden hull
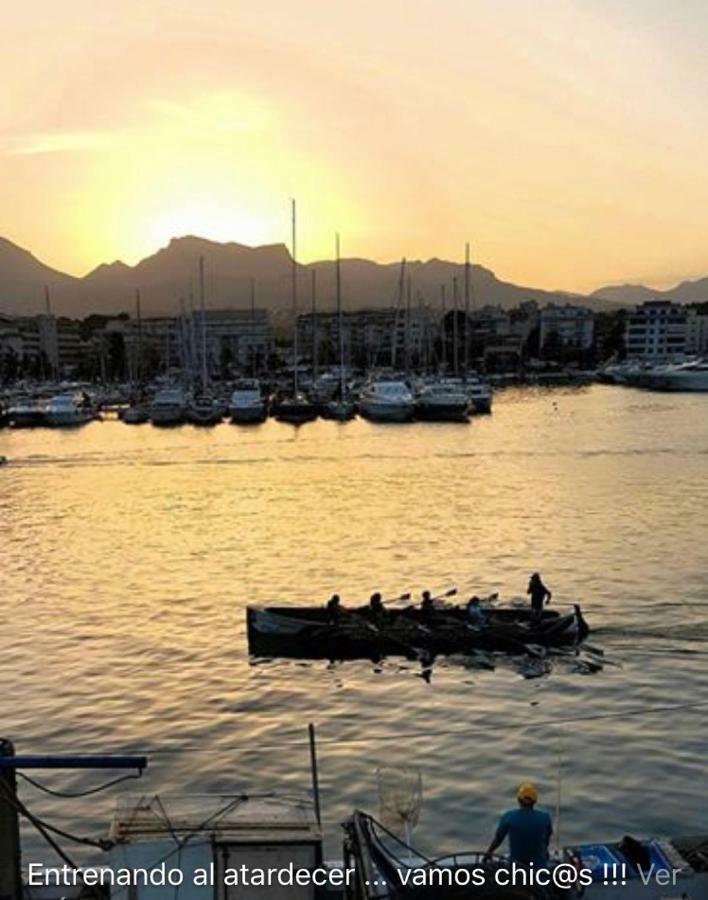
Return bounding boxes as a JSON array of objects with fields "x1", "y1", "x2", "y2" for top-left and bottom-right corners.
[{"x1": 247, "y1": 603, "x2": 589, "y2": 661}]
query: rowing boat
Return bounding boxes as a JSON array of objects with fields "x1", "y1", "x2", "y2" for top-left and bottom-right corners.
[{"x1": 246, "y1": 602, "x2": 589, "y2": 660}]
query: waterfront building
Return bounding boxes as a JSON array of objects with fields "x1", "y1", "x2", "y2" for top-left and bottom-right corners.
[
  {"x1": 625, "y1": 300, "x2": 689, "y2": 361},
  {"x1": 539, "y1": 303, "x2": 595, "y2": 352},
  {"x1": 687, "y1": 310, "x2": 708, "y2": 356},
  {"x1": 297, "y1": 307, "x2": 433, "y2": 370}
]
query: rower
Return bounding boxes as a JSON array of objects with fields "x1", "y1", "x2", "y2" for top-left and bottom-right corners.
[
  {"x1": 527, "y1": 573, "x2": 552, "y2": 621},
  {"x1": 326, "y1": 593, "x2": 342, "y2": 624},
  {"x1": 369, "y1": 592, "x2": 386, "y2": 624},
  {"x1": 420, "y1": 590, "x2": 436, "y2": 624},
  {"x1": 467, "y1": 596, "x2": 487, "y2": 628}
]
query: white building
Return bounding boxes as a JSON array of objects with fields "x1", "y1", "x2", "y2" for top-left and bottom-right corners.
[
  {"x1": 625, "y1": 300, "x2": 689, "y2": 361},
  {"x1": 539, "y1": 304, "x2": 594, "y2": 351},
  {"x1": 687, "y1": 310, "x2": 708, "y2": 356}
]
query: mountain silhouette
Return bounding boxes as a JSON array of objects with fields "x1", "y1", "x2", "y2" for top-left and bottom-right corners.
[
  {"x1": 0, "y1": 233, "x2": 671, "y2": 320},
  {"x1": 591, "y1": 276, "x2": 708, "y2": 305}
]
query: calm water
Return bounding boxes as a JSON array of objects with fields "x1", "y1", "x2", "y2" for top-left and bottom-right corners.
[{"x1": 2, "y1": 384, "x2": 707, "y2": 861}]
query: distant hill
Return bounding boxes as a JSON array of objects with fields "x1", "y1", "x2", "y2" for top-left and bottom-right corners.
[
  {"x1": 0, "y1": 237, "x2": 77, "y2": 312},
  {"x1": 592, "y1": 275, "x2": 708, "y2": 306},
  {"x1": 0, "y1": 234, "x2": 631, "y2": 320}
]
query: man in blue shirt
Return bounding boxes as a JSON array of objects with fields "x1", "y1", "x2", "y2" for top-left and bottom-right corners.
[{"x1": 486, "y1": 783, "x2": 553, "y2": 867}]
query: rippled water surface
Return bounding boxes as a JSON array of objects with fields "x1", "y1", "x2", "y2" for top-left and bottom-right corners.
[{"x1": 2, "y1": 385, "x2": 707, "y2": 859}]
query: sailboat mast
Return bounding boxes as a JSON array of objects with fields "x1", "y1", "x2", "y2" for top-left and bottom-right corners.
[
  {"x1": 452, "y1": 276, "x2": 459, "y2": 376},
  {"x1": 136, "y1": 289, "x2": 143, "y2": 386},
  {"x1": 440, "y1": 284, "x2": 447, "y2": 372},
  {"x1": 391, "y1": 258, "x2": 406, "y2": 369},
  {"x1": 250, "y1": 277, "x2": 257, "y2": 377},
  {"x1": 311, "y1": 269, "x2": 318, "y2": 379},
  {"x1": 336, "y1": 233, "x2": 345, "y2": 399},
  {"x1": 405, "y1": 276, "x2": 412, "y2": 375},
  {"x1": 291, "y1": 199, "x2": 299, "y2": 396},
  {"x1": 199, "y1": 256, "x2": 208, "y2": 392},
  {"x1": 464, "y1": 242, "x2": 470, "y2": 373}
]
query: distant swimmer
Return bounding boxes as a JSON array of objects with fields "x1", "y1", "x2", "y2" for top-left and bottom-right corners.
[
  {"x1": 527, "y1": 573, "x2": 552, "y2": 620},
  {"x1": 486, "y1": 783, "x2": 553, "y2": 868}
]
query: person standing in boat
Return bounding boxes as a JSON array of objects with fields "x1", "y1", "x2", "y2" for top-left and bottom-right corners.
[
  {"x1": 485, "y1": 783, "x2": 553, "y2": 868},
  {"x1": 527, "y1": 573, "x2": 552, "y2": 620}
]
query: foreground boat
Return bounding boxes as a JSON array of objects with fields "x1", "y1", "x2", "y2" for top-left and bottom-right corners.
[
  {"x1": 229, "y1": 378, "x2": 268, "y2": 423},
  {"x1": 247, "y1": 601, "x2": 589, "y2": 660}
]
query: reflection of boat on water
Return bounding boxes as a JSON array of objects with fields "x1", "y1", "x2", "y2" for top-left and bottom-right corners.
[
  {"x1": 229, "y1": 378, "x2": 268, "y2": 423},
  {"x1": 148, "y1": 386, "x2": 186, "y2": 426},
  {"x1": 45, "y1": 392, "x2": 95, "y2": 427},
  {"x1": 247, "y1": 602, "x2": 589, "y2": 660}
]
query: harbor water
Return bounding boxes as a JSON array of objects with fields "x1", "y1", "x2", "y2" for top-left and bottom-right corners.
[{"x1": 1, "y1": 384, "x2": 707, "y2": 859}]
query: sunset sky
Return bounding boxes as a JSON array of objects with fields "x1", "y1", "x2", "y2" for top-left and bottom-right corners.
[{"x1": 2, "y1": 0, "x2": 708, "y2": 292}]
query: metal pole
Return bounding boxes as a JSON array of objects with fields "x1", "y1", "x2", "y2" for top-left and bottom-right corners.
[
  {"x1": 0, "y1": 739, "x2": 21, "y2": 900},
  {"x1": 250, "y1": 277, "x2": 257, "y2": 376},
  {"x1": 464, "y1": 243, "x2": 470, "y2": 373},
  {"x1": 291, "y1": 199, "x2": 299, "y2": 396},
  {"x1": 308, "y1": 723, "x2": 322, "y2": 829},
  {"x1": 440, "y1": 284, "x2": 447, "y2": 372},
  {"x1": 311, "y1": 269, "x2": 318, "y2": 378},
  {"x1": 452, "y1": 277, "x2": 459, "y2": 376}
]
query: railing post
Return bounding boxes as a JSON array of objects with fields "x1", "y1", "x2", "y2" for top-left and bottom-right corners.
[
  {"x1": 0, "y1": 739, "x2": 21, "y2": 900},
  {"x1": 308, "y1": 723, "x2": 322, "y2": 829}
]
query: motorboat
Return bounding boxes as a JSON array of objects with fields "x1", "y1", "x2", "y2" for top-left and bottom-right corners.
[
  {"x1": 416, "y1": 380, "x2": 470, "y2": 421},
  {"x1": 148, "y1": 386, "x2": 187, "y2": 426},
  {"x1": 322, "y1": 398, "x2": 357, "y2": 421},
  {"x1": 358, "y1": 380, "x2": 415, "y2": 422},
  {"x1": 6, "y1": 397, "x2": 46, "y2": 428},
  {"x1": 465, "y1": 375, "x2": 493, "y2": 413},
  {"x1": 44, "y1": 392, "x2": 95, "y2": 427},
  {"x1": 119, "y1": 403, "x2": 149, "y2": 424},
  {"x1": 636, "y1": 358, "x2": 708, "y2": 392},
  {"x1": 272, "y1": 392, "x2": 319, "y2": 425},
  {"x1": 228, "y1": 379, "x2": 268, "y2": 423},
  {"x1": 186, "y1": 392, "x2": 224, "y2": 426}
]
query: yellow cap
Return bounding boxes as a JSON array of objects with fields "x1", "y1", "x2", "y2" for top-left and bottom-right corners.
[{"x1": 517, "y1": 783, "x2": 539, "y2": 804}]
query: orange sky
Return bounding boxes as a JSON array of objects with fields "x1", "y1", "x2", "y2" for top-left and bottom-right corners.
[{"x1": 2, "y1": 0, "x2": 708, "y2": 292}]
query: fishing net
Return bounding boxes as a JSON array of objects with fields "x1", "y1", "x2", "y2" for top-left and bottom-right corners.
[{"x1": 376, "y1": 766, "x2": 423, "y2": 836}]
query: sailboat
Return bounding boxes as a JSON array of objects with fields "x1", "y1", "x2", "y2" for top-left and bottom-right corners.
[
  {"x1": 272, "y1": 200, "x2": 318, "y2": 424},
  {"x1": 323, "y1": 233, "x2": 355, "y2": 420},
  {"x1": 187, "y1": 256, "x2": 224, "y2": 426},
  {"x1": 120, "y1": 289, "x2": 149, "y2": 424}
]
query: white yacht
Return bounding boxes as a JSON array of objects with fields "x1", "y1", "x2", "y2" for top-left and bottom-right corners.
[
  {"x1": 229, "y1": 379, "x2": 268, "y2": 423},
  {"x1": 638, "y1": 359, "x2": 708, "y2": 392},
  {"x1": 148, "y1": 386, "x2": 187, "y2": 426},
  {"x1": 416, "y1": 380, "x2": 470, "y2": 421},
  {"x1": 44, "y1": 392, "x2": 94, "y2": 427},
  {"x1": 359, "y1": 379, "x2": 415, "y2": 422}
]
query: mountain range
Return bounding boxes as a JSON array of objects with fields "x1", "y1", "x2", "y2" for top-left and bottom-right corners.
[{"x1": 1, "y1": 234, "x2": 705, "y2": 321}]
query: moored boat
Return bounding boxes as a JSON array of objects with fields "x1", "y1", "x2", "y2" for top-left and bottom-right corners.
[
  {"x1": 45, "y1": 391, "x2": 95, "y2": 427},
  {"x1": 272, "y1": 392, "x2": 319, "y2": 424},
  {"x1": 416, "y1": 380, "x2": 470, "y2": 421},
  {"x1": 186, "y1": 392, "x2": 224, "y2": 426},
  {"x1": 148, "y1": 386, "x2": 186, "y2": 426},
  {"x1": 229, "y1": 378, "x2": 268, "y2": 423},
  {"x1": 359, "y1": 380, "x2": 415, "y2": 422}
]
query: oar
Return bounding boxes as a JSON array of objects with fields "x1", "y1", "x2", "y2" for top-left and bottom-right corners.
[{"x1": 382, "y1": 591, "x2": 412, "y2": 606}]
